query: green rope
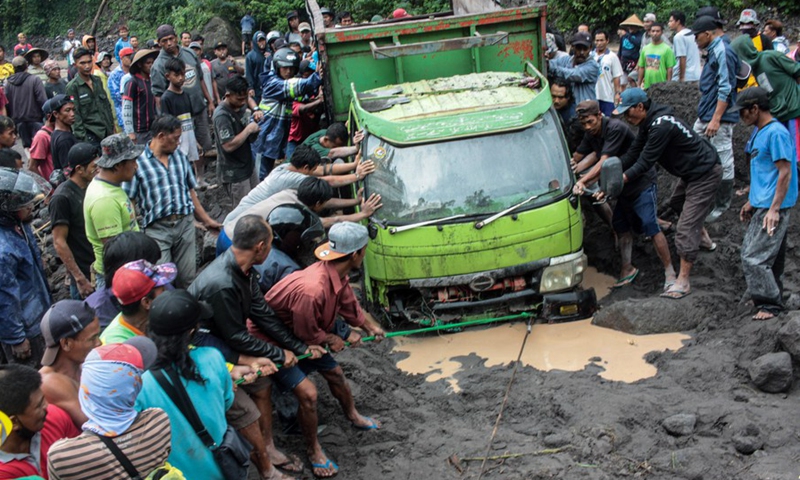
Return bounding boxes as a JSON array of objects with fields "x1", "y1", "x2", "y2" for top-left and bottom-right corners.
[
  {"x1": 359, "y1": 311, "x2": 532, "y2": 343},
  {"x1": 234, "y1": 311, "x2": 533, "y2": 385}
]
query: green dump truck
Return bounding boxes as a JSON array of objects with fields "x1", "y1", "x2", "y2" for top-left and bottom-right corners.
[{"x1": 308, "y1": 0, "x2": 595, "y2": 324}]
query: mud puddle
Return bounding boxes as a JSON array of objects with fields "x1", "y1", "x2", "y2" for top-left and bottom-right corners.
[{"x1": 392, "y1": 267, "x2": 690, "y2": 390}]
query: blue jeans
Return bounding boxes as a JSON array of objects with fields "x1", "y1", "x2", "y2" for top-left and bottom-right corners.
[
  {"x1": 69, "y1": 281, "x2": 82, "y2": 300},
  {"x1": 285, "y1": 141, "x2": 299, "y2": 161},
  {"x1": 612, "y1": 183, "x2": 661, "y2": 237}
]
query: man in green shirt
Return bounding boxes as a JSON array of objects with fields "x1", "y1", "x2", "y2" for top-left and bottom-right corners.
[
  {"x1": 66, "y1": 48, "x2": 115, "y2": 144},
  {"x1": 302, "y1": 122, "x2": 362, "y2": 161},
  {"x1": 84, "y1": 134, "x2": 143, "y2": 289},
  {"x1": 100, "y1": 259, "x2": 175, "y2": 344},
  {"x1": 637, "y1": 23, "x2": 676, "y2": 89}
]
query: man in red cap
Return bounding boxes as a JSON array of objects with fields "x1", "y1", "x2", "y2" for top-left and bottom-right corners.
[
  {"x1": 39, "y1": 300, "x2": 102, "y2": 428},
  {"x1": 109, "y1": 46, "x2": 134, "y2": 132},
  {"x1": 100, "y1": 259, "x2": 176, "y2": 344},
  {"x1": 392, "y1": 8, "x2": 410, "y2": 18}
]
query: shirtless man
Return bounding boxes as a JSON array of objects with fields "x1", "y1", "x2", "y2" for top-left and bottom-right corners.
[{"x1": 38, "y1": 300, "x2": 102, "y2": 428}]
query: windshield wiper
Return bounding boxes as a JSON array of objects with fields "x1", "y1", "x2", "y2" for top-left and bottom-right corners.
[
  {"x1": 388, "y1": 214, "x2": 467, "y2": 234},
  {"x1": 474, "y1": 189, "x2": 556, "y2": 229}
]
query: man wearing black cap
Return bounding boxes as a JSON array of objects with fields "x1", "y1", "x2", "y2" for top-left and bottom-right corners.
[
  {"x1": 28, "y1": 95, "x2": 58, "y2": 179},
  {"x1": 691, "y1": 14, "x2": 739, "y2": 222},
  {"x1": 51, "y1": 143, "x2": 99, "y2": 299},
  {"x1": 735, "y1": 87, "x2": 798, "y2": 320},
  {"x1": 211, "y1": 41, "x2": 243, "y2": 99},
  {"x1": 151, "y1": 24, "x2": 216, "y2": 176},
  {"x1": 613, "y1": 88, "x2": 722, "y2": 299},
  {"x1": 285, "y1": 11, "x2": 302, "y2": 45},
  {"x1": 39, "y1": 300, "x2": 101, "y2": 427},
  {"x1": 548, "y1": 31, "x2": 599, "y2": 104},
  {"x1": 50, "y1": 95, "x2": 77, "y2": 171}
]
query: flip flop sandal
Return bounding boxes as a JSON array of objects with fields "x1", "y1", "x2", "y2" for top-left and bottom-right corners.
[
  {"x1": 663, "y1": 280, "x2": 676, "y2": 292},
  {"x1": 612, "y1": 268, "x2": 639, "y2": 289},
  {"x1": 660, "y1": 289, "x2": 691, "y2": 300},
  {"x1": 274, "y1": 454, "x2": 304, "y2": 474},
  {"x1": 310, "y1": 458, "x2": 339, "y2": 479},
  {"x1": 352, "y1": 416, "x2": 380, "y2": 430},
  {"x1": 752, "y1": 310, "x2": 777, "y2": 321}
]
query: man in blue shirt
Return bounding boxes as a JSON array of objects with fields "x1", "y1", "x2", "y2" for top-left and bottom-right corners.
[
  {"x1": 691, "y1": 15, "x2": 739, "y2": 222},
  {"x1": 736, "y1": 88, "x2": 797, "y2": 320},
  {"x1": 114, "y1": 25, "x2": 132, "y2": 63},
  {"x1": 0, "y1": 168, "x2": 52, "y2": 367},
  {"x1": 549, "y1": 32, "x2": 598, "y2": 104},
  {"x1": 255, "y1": 48, "x2": 322, "y2": 180}
]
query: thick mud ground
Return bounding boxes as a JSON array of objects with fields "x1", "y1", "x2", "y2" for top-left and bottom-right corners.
[{"x1": 34, "y1": 81, "x2": 800, "y2": 479}]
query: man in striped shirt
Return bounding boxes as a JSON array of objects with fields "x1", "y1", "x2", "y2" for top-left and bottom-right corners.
[
  {"x1": 47, "y1": 341, "x2": 174, "y2": 480},
  {"x1": 122, "y1": 49, "x2": 158, "y2": 145},
  {"x1": 123, "y1": 115, "x2": 221, "y2": 287}
]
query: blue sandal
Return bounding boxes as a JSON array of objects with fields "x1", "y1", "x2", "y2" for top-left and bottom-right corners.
[{"x1": 310, "y1": 458, "x2": 339, "y2": 478}]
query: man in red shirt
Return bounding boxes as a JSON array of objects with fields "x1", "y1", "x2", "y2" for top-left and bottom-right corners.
[
  {"x1": 0, "y1": 364, "x2": 80, "y2": 479},
  {"x1": 264, "y1": 222, "x2": 385, "y2": 478}
]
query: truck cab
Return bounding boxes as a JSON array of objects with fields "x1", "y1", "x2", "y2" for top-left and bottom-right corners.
[{"x1": 309, "y1": 0, "x2": 595, "y2": 324}]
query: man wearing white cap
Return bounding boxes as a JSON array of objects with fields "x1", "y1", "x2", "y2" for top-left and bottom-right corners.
[
  {"x1": 642, "y1": 13, "x2": 672, "y2": 47},
  {"x1": 264, "y1": 221, "x2": 385, "y2": 478}
]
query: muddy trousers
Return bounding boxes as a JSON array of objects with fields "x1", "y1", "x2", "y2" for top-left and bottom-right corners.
[
  {"x1": 694, "y1": 120, "x2": 734, "y2": 222},
  {"x1": 668, "y1": 163, "x2": 722, "y2": 263},
  {"x1": 741, "y1": 208, "x2": 790, "y2": 314}
]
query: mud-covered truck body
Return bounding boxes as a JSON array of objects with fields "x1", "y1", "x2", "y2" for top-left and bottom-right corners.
[{"x1": 309, "y1": 0, "x2": 595, "y2": 324}]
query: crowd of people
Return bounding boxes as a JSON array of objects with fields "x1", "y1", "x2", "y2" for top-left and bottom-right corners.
[
  {"x1": 549, "y1": 7, "x2": 799, "y2": 313},
  {"x1": 0, "y1": 7, "x2": 395, "y2": 480},
  {"x1": 0, "y1": 3, "x2": 798, "y2": 480}
]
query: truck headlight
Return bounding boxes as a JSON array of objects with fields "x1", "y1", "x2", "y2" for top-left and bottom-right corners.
[{"x1": 540, "y1": 252, "x2": 586, "y2": 293}]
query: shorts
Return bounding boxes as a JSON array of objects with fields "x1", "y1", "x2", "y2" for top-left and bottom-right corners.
[
  {"x1": 226, "y1": 387, "x2": 260, "y2": 430},
  {"x1": 612, "y1": 183, "x2": 661, "y2": 237},
  {"x1": 272, "y1": 353, "x2": 339, "y2": 391}
]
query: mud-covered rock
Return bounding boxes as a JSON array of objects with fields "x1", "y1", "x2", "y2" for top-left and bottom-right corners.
[
  {"x1": 662, "y1": 413, "x2": 696, "y2": 437},
  {"x1": 732, "y1": 423, "x2": 763, "y2": 455},
  {"x1": 592, "y1": 297, "x2": 702, "y2": 334},
  {"x1": 748, "y1": 352, "x2": 793, "y2": 393},
  {"x1": 200, "y1": 17, "x2": 242, "y2": 57},
  {"x1": 777, "y1": 313, "x2": 800, "y2": 360}
]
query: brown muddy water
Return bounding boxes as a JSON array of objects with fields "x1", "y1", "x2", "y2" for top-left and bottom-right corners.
[{"x1": 392, "y1": 268, "x2": 690, "y2": 391}]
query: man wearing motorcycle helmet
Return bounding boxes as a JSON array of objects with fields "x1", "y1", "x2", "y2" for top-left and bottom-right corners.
[
  {"x1": 0, "y1": 167, "x2": 53, "y2": 367},
  {"x1": 255, "y1": 48, "x2": 322, "y2": 180}
]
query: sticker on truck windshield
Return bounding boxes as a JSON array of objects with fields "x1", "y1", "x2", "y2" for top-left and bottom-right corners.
[{"x1": 372, "y1": 146, "x2": 387, "y2": 160}]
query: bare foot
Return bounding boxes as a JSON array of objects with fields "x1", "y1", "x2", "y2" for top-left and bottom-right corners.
[
  {"x1": 752, "y1": 310, "x2": 776, "y2": 321},
  {"x1": 261, "y1": 466, "x2": 295, "y2": 480}
]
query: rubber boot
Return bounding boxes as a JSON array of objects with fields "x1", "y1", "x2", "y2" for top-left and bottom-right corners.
[{"x1": 706, "y1": 179, "x2": 734, "y2": 223}]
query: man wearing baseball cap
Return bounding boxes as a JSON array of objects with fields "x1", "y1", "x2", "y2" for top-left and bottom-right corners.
[
  {"x1": 39, "y1": 300, "x2": 101, "y2": 427},
  {"x1": 691, "y1": 14, "x2": 739, "y2": 222},
  {"x1": 264, "y1": 221, "x2": 385, "y2": 477},
  {"x1": 83, "y1": 134, "x2": 143, "y2": 289},
  {"x1": 549, "y1": 32, "x2": 599, "y2": 104},
  {"x1": 614, "y1": 88, "x2": 721, "y2": 299},
  {"x1": 734, "y1": 87, "x2": 798, "y2": 321},
  {"x1": 28, "y1": 95, "x2": 59, "y2": 180},
  {"x1": 101, "y1": 259, "x2": 176, "y2": 344},
  {"x1": 211, "y1": 41, "x2": 243, "y2": 99},
  {"x1": 50, "y1": 95, "x2": 77, "y2": 171},
  {"x1": 642, "y1": 13, "x2": 672, "y2": 48},
  {"x1": 50, "y1": 142, "x2": 98, "y2": 300},
  {"x1": 109, "y1": 46, "x2": 135, "y2": 132}
]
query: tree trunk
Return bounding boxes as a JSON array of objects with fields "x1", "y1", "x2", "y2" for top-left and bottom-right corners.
[{"x1": 90, "y1": 0, "x2": 110, "y2": 37}]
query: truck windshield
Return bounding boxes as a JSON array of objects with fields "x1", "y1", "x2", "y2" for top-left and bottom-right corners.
[{"x1": 364, "y1": 110, "x2": 572, "y2": 224}]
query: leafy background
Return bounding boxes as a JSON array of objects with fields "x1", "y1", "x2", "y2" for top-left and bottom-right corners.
[{"x1": 1, "y1": 0, "x2": 797, "y2": 52}]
